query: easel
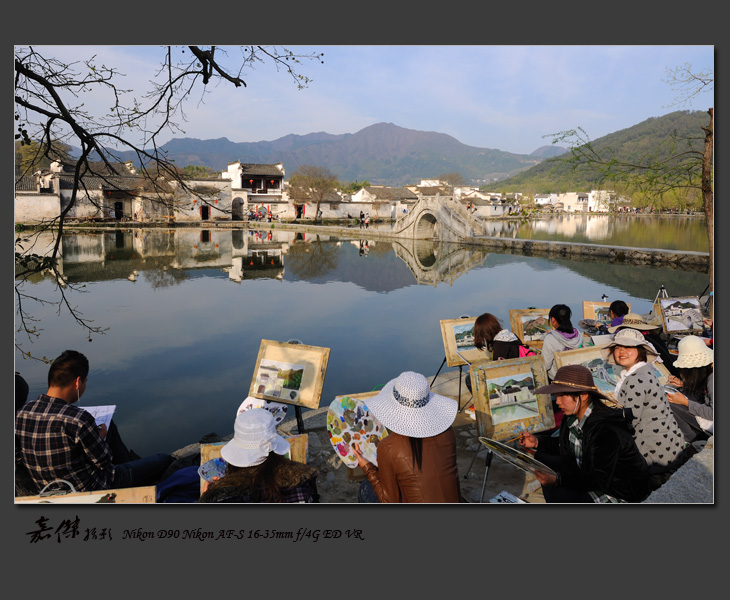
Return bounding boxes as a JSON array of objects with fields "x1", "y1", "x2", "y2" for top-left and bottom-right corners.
[
  {"x1": 431, "y1": 314, "x2": 471, "y2": 412},
  {"x1": 286, "y1": 339, "x2": 306, "y2": 434}
]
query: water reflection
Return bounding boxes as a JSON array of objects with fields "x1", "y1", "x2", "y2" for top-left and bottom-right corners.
[
  {"x1": 15, "y1": 226, "x2": 709, "y2": 456},
  {"x1": 503, "y1": 214, "x2": 708, "y2": 252}
]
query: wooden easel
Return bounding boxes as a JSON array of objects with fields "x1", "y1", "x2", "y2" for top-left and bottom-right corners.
[{"x1": 431, "y1": 315, "x2": 471, "y2": 413}]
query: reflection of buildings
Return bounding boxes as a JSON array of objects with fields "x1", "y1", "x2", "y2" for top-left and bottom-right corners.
[{"x1": 47, "y1": 228, "x2": 296, "y2": 284}]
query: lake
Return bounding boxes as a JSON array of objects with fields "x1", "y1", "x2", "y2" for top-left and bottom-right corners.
[{"x1": 14, "y1": 217, "x2": 710, "y2": 457}]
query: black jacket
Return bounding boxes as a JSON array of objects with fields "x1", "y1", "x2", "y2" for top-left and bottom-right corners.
[{"x1": 536, "y1": 401, "x2": 651, "y2": 502}]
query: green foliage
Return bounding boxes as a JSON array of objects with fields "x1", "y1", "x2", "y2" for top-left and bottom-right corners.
[
  {"x1": 492, "y1": 111, "x2": 709, "y2": 207},
  {"x1": 181, "y1": 164, "x2": 217, "y2": 178},
  {"x1": 341, "y1": 180, "x2": 370, "y2": 194}
]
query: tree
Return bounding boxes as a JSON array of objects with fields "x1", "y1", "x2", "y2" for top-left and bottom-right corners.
[
  {"x1": 14, "y1": 45, "x2": 324, "y2": 358},
  {"x1": 287, "y1": 165, "x2": 340, "y2": 223},
  {"x1": 438, "y1": 172, "x2": 466, "y2": 186},
  {"x1": 341, "y1": 179, "x2": 370, "y2": 194},
  {"x1": 549, "y1": 65, "x2": 713, "y2": 315}
]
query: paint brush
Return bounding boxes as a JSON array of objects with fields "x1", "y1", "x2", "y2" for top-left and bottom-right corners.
[{"x1": 504, "y1": 433, "x2": 525, "y2": 444}]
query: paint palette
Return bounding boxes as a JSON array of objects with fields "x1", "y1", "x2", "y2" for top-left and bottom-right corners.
[
  {"x1": 237, "y1": 396, "x2": 288, "y2": 424},
  {"x1": 327, "y1": 394, "x2": 388, "y2": 469}
]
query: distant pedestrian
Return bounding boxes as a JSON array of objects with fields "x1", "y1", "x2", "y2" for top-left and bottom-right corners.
[
  {"x1": 365, "y1": 213, "x2": 370, "y2": 229},
  {"x1": 359, "y1": 211, "x2": 365, "y2": 229}
]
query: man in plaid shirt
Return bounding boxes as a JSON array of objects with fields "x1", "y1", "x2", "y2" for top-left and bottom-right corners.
[{"x1": 15, "y1": 350, "x2": 173, "y2": 495}]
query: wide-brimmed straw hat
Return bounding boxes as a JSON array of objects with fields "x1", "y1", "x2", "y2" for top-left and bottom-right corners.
[
  {"x1": 673, "y1": 335, "x2": 713, "y2": 369},
  {"x1": 534, "y1": 365, "x2": 612, "y2": 402},
  {"x1": 608, "y1": 312, "x2": 661, "y2": 333},
  {"x1": 220, "y1": 408, "x2": 290, "y2": 467},
  {"x1": 601, "y1": 328, "x2": 659, "y2": 364},
  {"x1": 366, "y1": 371, "x2": 457, "y2": 438}
]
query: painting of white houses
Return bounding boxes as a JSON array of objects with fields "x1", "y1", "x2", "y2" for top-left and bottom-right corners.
[
  {"x1": 658, "y1": 297, "x2": 705, "y2": 334},
  {"x1": 486, "y1": 373, "x2": 539, "y2": 426}
]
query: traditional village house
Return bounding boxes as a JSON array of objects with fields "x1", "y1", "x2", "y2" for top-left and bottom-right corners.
[
  {"x1": 222, "y1": 161, "x2": 285, "y2": 220},
  {"x1": 557, "y1": 192, "x2": 589, "y2": 213},
  {"x1": 533, "y1": 193, "x2": 557, "y2": 208},
  {"x1": 350, "y1": 185, "x2": 418, "y2": 220},
  {"x1": 14, "y1": 160, "x2": 176, "y2": 224},
  {"x1": 588, "y1": 190, "x2": 617, "y2": 213}
]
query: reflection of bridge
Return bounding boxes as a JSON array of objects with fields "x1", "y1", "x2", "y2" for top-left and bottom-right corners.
[
  {"x1": 393, "y1": 196, "x2": 486, "y2": 241},
  {"x1": 391, "y1": 238, "x2": 489, "y2": 287}
]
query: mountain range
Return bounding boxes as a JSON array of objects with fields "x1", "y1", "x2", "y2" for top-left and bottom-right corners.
[
  {"x1": 111, "y1": 109, "x2": 708, "y2": 190},
  {"x1": 118, "y1": 122, "x2": 564, "y2": 187}
]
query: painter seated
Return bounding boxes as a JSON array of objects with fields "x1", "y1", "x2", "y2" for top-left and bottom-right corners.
[
  {"x1": 15, "y1": 350, "x2": 173, "y2": 496},
  {"x1": 198, "y1": 409, "x2": 320, "y2": 503},
  {"x1": 518, "y1": 365, "x2": 651, "y2": 503}
]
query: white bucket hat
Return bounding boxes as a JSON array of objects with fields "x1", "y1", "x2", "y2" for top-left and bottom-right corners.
[
  {"x1": 220, "y1": 408, "x2": 290, "y2": 467},
  {"x1": 673, "y1": 335, "x2": 713, "y2": 369},
  {"x1": 601, "y1": 327, "x2": 659, "y2": 364},
  {"x1": 365, "y1": 371, "x2": 457, "y2": 438}
]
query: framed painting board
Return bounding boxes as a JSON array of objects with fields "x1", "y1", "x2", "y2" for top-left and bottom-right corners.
[
  {"x1": 16, "y1": 485, "x2": 156, "y2": 504},
  {"x1": 657, "y1": 296, "x2": 705, "y2": 335},
  {"x1": 469, "y1": 355, "x2": 554, "y2": 442},
  {"x1": 509, "y1": 308, "x2": 551, "y2": 349},
  {"x1": 439, "y1": 317, "x2": 489, "y2": 367},
  {"x1": 327, "y1": 391, "x2": 388, "y2": 469},
  {"x1": 478, "y1": 437, "x2": 557, "y2": 479},
  {"x1": 249, "y1": 339, "x2": 330, "y2": 409},
  {"x1": 553, "y1": 346, "x2": 671, "y2": 407},
  {"x1": 582, "y1": 300, "x2": 631, "y2": 324}
]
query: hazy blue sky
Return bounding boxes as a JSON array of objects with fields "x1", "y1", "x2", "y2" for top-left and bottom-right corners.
[{"x1": 29, "y1": 45, "x2": 713, "y2": 155}]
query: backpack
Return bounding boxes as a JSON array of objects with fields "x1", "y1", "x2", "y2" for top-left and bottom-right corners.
[{"x1": 518, "y1": 344, "x2": 538, "y2": 357}]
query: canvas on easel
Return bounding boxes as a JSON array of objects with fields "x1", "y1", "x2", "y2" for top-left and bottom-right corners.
[
  {"x1": 657, "y1": 296, "x2": 705, "y2": 335},
  {"x1": 470, "y1": 355, "x2": 554, "y2": 442},
  {"x1": 554, "y1": 346, "x2": 671, "y2": 406},
  {"x1": 439, "y1": 317, "x2": 489, "y2": 367},
  {"x1": 509, "y1": 308, "x2": 551, "y2": 349},
  {"x1": 582, "y1": 300, "x2": 631, "y2": 324},
  {"x1": 249, "y1": 339, "x2": 330, "y2": 409}
]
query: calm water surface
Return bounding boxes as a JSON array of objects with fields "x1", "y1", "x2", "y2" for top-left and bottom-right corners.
[
  {"x1": 14, "y1": 220, "x2": 709, "y2": 456},
  {"x1": 375, "y1": 213, "x2": 708, "y2": 252}
]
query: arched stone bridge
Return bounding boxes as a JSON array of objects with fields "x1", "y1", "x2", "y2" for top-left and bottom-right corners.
[{"x1": 392, "y1": 196, "x2": 486, "y2": 242}]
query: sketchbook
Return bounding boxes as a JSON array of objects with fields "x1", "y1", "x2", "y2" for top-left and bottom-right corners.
[{"x1": 79, "y1": 405, "x2": 116, "y2": 430}]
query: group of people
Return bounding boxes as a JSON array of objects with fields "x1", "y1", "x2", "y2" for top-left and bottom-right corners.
[
  {"x1": 359, "y1": 211, "x2": 370, "y2": 229},
  {"x1": 16, "y1": 296, "x2": 713, "y2": 504}
]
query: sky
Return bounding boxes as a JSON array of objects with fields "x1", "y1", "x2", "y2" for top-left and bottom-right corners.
[{"x1": 25, "y1": 45, "x2": 714, "y2": 156}]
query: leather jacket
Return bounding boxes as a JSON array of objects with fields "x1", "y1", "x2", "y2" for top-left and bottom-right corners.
[{"x1": 362, "y1": 428, "x2": 462, "y2": 503}]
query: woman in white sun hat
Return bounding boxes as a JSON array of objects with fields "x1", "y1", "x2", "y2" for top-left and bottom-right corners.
[
  {"x1": 601, "y1": 328, "x2": 688, "y2": 486},
  {"x1": 665, "y1": 335, "x2": 714, "y2": 447},
  {"x1": 353, "y1": 371, "x2": 462, "y2": 503},
  {"x1": 198, "y1": 408, "x2": 319, "y2": 503}
]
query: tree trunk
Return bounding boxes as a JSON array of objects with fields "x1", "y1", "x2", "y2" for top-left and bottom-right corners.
[{"x1": 701, "y1": 108, "x2": 714, "y2": 319}]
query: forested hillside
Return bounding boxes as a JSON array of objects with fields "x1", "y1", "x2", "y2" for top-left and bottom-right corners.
[{"x1": 492, "y1": 110, "x2": 709, "y2": 195}]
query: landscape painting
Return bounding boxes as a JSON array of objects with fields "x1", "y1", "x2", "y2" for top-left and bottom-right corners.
[
  {"x1": 470, "y1": 355, "x2": 554, "y2": 441},
  {"x1": 510, "y1": 308, "x2": 551, "y2": 349},
  {"x1": 582, "y1": 300, "x2": 631, "y2": 323},
  {"x1": 249, "y1": 340, "x2": 330, "y2": 409},
  {"x1": 439, "y1": 317, "x2": 488, "y2": 367},
  {"x1": 658, "y1": 296, "x2": 705, "y2": 334},
  {"x1": 554, "y1": 346, "x2": 671, "y2": 406}
]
